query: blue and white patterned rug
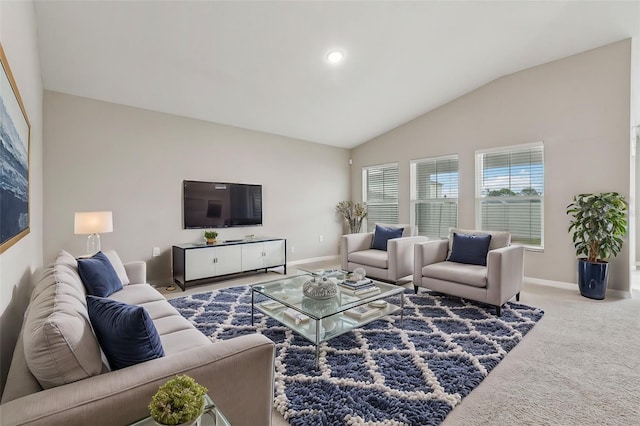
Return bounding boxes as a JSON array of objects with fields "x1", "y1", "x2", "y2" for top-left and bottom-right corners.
[{"x1": 169, "y1": 286, "x2": 544, "y2": 426}]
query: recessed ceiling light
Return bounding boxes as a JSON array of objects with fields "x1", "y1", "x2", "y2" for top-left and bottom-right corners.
[{"x1": 326, "y1": 50, "x2": 345, "y2": 64}]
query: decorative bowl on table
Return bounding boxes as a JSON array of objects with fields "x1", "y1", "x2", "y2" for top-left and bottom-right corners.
[{"x1": 302, "y1": 275, "x2": 338, "y2": 300}]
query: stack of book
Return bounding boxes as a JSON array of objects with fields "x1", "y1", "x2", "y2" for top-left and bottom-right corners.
[
  {"x1": 344, "y1": 305, "x2": 380, "y2": 319},
  {"x1": 339, "y1": 278, "x2": 380, "y2": 296},
  {"x1": 283, "y1": 307, "x2": 309, "y2": 324}
]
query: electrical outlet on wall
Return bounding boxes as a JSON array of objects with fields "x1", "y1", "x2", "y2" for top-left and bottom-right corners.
[
  {"x1": 152, "y1": 247, "x2": 161, "y2": 257},
  {"x1": 319, "y1": 235, "x2": 324, "y2": 243},
  {"x1": 290, "y1": 246, "x2": 295, "y2": 253}
]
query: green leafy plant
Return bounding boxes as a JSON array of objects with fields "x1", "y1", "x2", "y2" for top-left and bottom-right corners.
[
  {"x1": 335, "y1": 201, "x2": 367, "y2": 234},
  {"x1": 566, "y1": 192, "x2": 628, "y2": 263},
  {"x1": 203, "y1": 231, "x2": 218, "y2": 240},
  {"x1": 149, "y1": 375, "x2": 208, "y2": 425}
]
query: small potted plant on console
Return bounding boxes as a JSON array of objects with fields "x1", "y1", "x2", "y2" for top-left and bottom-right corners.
[
  {"x1": 148, "y1": 374, "x2": 208, "y2": 426},
  {"x1": 204, "y1": 230, "x2": 218, "y2": 245}
]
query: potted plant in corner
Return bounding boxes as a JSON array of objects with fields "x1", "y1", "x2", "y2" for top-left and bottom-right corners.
[
  {"x1": 566, "y1": 192, "x2": 628, "y2": 300},
  {"x1": 203, "y1": 230, "x2": 218, "y2": 245},
  {"x1": 336, "y1": 201, "x2": 367, "y2": 234},
  {"x1": 148, "y1": 375, "x2": 208, "y2": 426}
]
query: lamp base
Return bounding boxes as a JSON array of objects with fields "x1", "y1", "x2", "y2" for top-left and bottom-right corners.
[{"x1": 87, "y1": 234, "x2": 101, "y2": 255}]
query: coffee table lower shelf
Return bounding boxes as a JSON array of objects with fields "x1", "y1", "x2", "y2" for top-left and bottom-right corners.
[{"x1": 252, "y1": 296, "x2": 404, "y2": 368}]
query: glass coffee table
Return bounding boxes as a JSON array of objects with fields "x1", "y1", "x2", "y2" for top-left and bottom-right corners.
[{"x1": 251, "y1": 272, "x2": 405, "y2": 368}]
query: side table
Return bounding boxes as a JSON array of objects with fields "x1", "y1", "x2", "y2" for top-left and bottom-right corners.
[{"x1": 129, "y1": 395, "x2": 230, "y2": 425}]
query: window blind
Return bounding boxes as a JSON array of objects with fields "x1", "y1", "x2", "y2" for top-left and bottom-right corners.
[
  {"x1": 363, "y1": 163, "x2": 399, "y2": 231},
  {"x1": 476, "y1": 143, "x2": 544, "y2": 248},
  {"x1": 411, "y1": 156, "x2": 458, "y2": 238}
]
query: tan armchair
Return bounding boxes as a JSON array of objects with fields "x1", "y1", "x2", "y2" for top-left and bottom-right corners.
[
  {"x1": 413, "y1": 228, "x2": 524, "y2": 316},
  {"x1": 341, "y1": 224, "x2": 429, "y2": 283}
]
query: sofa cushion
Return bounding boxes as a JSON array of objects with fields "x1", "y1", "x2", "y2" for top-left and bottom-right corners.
[
  {"x1": 448, "y1": 233, "x2": 492, "y2": 266},
  {"x1": 160, "y1": 329, "x2": 213, "y2": 356},
  {"x1": 87, "y1": 296, "x2": 165, "y2": 370},
  {"x1": 371, "y1": 224, "x2": 404, "y2": 251},
  {"x1": 78, "y1": 251, "x2": 123, "y2": 297},
  {"x1": 109, "y1": 283, "x2": 166, "y2": 306},
  {"x1": 422, "y1": 261, "x2": 488, "y2": 288},
  {"x1": 23, "y1": 262, "x2": 105, "y2": 389},
  {"x1": 348, "y1": 249, "x2": 389, "y2": 269},
  {"x1": 103, "y1": 250, "x2": 130, "y2": 286}
]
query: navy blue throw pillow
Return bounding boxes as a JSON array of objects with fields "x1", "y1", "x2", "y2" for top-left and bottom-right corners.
[
  {"x1": 448, "y1": 233, "x2": 492, "y2": 266},
  {"x1": 86, "y1": 296, "x2": 164, "y2": 370},
  {"x1": 371, "y1": 225, "x2": 404, "y2": 251},
  {"x1": 77, "y1": 251, "x2": 123, "y2": 297}
]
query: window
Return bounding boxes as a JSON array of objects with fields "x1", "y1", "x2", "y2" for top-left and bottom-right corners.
[
  {"x1": 411, "y1": 155, "x2": 458, "y2": 239},
  {"x1": 362, "y1": 163, "x2": 399, "y2": 232},
  {"x1": 476, "y1": 142, "x2": 544, "y2": 248}
]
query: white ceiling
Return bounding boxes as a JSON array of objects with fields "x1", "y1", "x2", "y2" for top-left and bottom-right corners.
[{"x1": 34, "y1": 1, "x2": 640, "y2": 149}]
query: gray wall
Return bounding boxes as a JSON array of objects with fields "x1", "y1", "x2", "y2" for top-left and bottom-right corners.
[
  {"x1": 351, "y1": 39, "x2": 632, "y2": 292},
  {"x1": 0, "y1": 0, "x2": 44, "y2": 395},
  {"x1": 43, "y1": 92, "x2": 350, "y2": 284}
]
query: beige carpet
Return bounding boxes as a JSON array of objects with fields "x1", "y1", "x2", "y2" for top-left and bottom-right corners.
[{"x1": 161, "y1": 262, "x2": 640, "y2": 425}]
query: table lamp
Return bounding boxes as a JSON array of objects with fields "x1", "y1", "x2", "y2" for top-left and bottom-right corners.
[{"x1": 74, "y1": 211, "x2": 113, "y2": 255}]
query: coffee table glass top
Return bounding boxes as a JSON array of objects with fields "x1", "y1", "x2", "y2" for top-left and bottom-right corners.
[{"x1": 251, "y1": 273, "x2": 404, "y2": 320}]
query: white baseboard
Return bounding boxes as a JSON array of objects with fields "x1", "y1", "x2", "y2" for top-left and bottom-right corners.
[
  {"x1": 526, "y1": 276, "x2": 632, "y2": 299},
  {"x1": 288, "y1": 255, "x2": 340, "y2": 266}
]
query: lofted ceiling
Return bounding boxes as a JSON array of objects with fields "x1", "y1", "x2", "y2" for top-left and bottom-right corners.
[{"x1": 34, "y1": 1, "x2": 640, "y2": 149}]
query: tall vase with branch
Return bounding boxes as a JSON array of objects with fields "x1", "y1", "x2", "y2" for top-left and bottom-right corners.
[{"x1": 336, "y1": 201, "x2": 367, "y2": 234}]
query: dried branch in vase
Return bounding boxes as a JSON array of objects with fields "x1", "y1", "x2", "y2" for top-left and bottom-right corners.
[{"x1": 335, "y1": 201, "x2": 367, "y2": 234}]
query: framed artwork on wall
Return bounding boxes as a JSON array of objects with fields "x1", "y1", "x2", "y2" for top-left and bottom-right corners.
[{"x1": 0, "y1": 43, "x2": 31, "y2": 254}]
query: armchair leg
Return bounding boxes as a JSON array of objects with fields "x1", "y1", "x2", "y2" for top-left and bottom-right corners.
[
  {"x1": 516, "y1": 292, "x2": 520, "y2": 302},
  {"x1": 496, "y1": 305, "x2": 502, "y2": 317},
  {"x1": 414, "y1": 286, "x2": 419, "y2": 294}
]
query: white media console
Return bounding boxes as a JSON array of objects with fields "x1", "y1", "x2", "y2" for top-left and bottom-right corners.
[{"x1": 172, "y1": 237, "x2": 287, "y2": 290}]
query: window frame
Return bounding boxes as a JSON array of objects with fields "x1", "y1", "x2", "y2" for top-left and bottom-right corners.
[
  {"x1": 362, "y1": 162, "x2": 399, "y2": 232},
  {"x1": 410, "y1": 154, "x2": 459, "y2": 239},
  {"x1": 475, "y1": 142, "x2": 544, "y2": 250}
]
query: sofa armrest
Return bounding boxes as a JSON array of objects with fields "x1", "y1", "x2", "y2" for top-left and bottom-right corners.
[
  {"x1": 413, "y1": 240, "x2": 449, "y2": 282},
  {"x1": 340, "y1": 233, "x2": 374, "y2": 271},
  {"x1": 387, "y1": 236, "x2": 429, "y2": 281},
  {"x1": 486, "y1": 245, "x2": 525, "y2": 305},
  {"x1": 124, "y1": 261, "x2": 146, "y2": 284},
  {"x1": 0, "y1": 334, "x2": 275, "y2": 426}
]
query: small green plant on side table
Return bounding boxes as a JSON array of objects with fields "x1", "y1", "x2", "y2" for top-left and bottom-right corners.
[
  {"x1": 204, "y1": 231, "x2": 218, "y2": 245},
  {"x1": 149, "y1": 375, "x2": 208, "y2": 426}
]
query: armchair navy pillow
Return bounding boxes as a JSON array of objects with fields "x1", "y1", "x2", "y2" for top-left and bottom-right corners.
[
  {"x1": 77, "y1": 251, "x2": 122, "y2": 297},
  {"x1": 86, "y1": 296, "x2": 164, "y2": 370},
  {"x1": 448, "y1": 233, "x2": 492, "y2": 266},
  {"x1": 371, "y1": 225, "x2": 404, "y2": 251}
]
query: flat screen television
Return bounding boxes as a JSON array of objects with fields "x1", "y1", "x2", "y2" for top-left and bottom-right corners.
[{"x1": 183, "y1": 180, "x2": 263, "y2": 229}]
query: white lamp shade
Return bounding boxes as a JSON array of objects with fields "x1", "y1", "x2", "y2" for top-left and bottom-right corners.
[{"x1": 74, "y1": 211, "x2": 113, "y2": 234}]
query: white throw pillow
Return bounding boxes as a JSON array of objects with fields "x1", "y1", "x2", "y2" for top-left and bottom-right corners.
[{"x1": 103, "y1": 250, "x2": 130, "y2": 286}]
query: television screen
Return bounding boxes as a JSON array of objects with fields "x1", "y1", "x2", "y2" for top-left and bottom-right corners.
[{"x1": 183, "y1": 180, "x2": 262, "y2": 229}]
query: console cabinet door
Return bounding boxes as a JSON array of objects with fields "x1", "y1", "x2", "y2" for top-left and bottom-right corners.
[
  {"x1": 214, "y1": 245, "x2": 242, "y2": 276},
  {"x1": 242, "y1": 243, "x2": 265, "y2": 271},
  {"x1": 184, "y1": 247, "x2": 217, "y2": 281},
  {"x1": 264, "y1": 240, "x2": 285, "y2": 268}
]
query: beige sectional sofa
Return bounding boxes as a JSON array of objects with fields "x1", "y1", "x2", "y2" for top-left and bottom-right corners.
[{"x1": 0, "y1": 250, "x2": 275, "y2": 426}]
